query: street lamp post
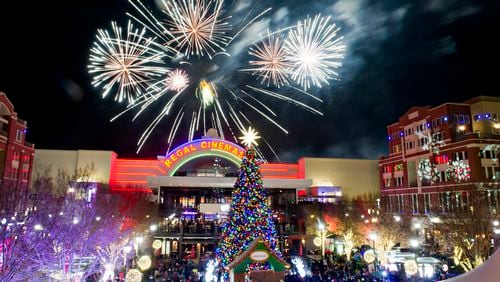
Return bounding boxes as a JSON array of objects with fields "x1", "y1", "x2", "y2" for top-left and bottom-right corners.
[
  {"x1": 413, "y1": 222, "x2": 421, "y2": 238},
  {"x1": 368, "y1": 232, "x2": 378, "y2": 269},
  {"x1": 123, "y1": 245, "x2": 132, "y2": 264},
  {"x1": 123, "y1": 245, "x2": 132, "y2": 275},
  {"x1": 318, "y1": 222, "x2": 326, "y2": 259},
  {"x1": 135, "y1": 237, "x2": 144, "y2": 257}
]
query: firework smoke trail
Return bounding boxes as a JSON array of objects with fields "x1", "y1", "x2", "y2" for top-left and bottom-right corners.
[
  {"x1": 284, "y1": 14, "x2": 346, "y2": 91},
  {"x1": 245, "y1": 85, "x2": 323, "y2": 116},
  {"x1": 89, "y1": 21, "x2": 168, "y2": 104}
]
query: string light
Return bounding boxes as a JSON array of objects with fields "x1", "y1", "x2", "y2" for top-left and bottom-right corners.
[{"x1": 216, "y1": 148, "x2": 280, "y2": 269}]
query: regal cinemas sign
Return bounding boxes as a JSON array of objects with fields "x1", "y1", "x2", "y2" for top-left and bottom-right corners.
[{"x1": 164, "y1": 139, "x2": 245, "y2": 168}]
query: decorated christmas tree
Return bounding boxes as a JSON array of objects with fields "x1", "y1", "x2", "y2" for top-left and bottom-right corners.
[{"x1": 216, "y1": 128, "x2": 280, "y2": 269}]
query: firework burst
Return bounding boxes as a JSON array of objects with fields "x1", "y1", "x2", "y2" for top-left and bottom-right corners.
[
  {"x1": 245, "y1": 31, "x2": 290, "y2": 87},
  {"x1": 163, "y1": 0, "x2": 231, "y2": 57},
  {"x1": 284, "y1": 14, "x2": 346, "y2": 91},
  {"x1": 165, "y1": 69, "x2": 190, "y2": 91},
  {"x1": 88, "y1": 21, "x2": 168, "y2": 104},
  {"x1": 89, "y1": 0, "x2": 346, "y2": 156}
]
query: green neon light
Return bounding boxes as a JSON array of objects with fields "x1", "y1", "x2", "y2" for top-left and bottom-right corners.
[{"x1": 167, "y1": 149, "x2": 241, "y2": 176}]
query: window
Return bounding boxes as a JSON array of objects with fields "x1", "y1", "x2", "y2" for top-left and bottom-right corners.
[
  {"x1": 12, "y1": 152, "x2": 20, "y2": 170},
  {"x1": 424, "y1": 194, "x2": 431, "y2": 213},
  {"x1": 16, "y1": 130, "x2": 23, "y2": 142},
  {"x1": 486, "y1": 167, "x2": 494, "y2": 179},
  {"x1": 440, "y1": 171, "x2": 449, "y2": 182},
  {"x1": 384, "y1": 178, "x2": 391, "y2": 188},
  {"x1": 485, "y1": 150, "x2": 492, "y2": 159},
  {"x1": 465, "y1": 115, "x2": 470, "y2": 124},
  {"x1": 458, "y1": 115, "x2": 465, "y2": 124},
  {"x1": 454, "y1": 151, "x2": 465, "y2": 161},
  {"x1": 394, "y1": 163, "x2": 404, "y2": 171},
  {"x1": 398, "y1": 195, "x2": 404, "y2": 213},
  {"x1": 383, "y1": 166, "x2": 393, "y2": 173},
  {"x1": 440, "y1": 192, "x2": 451, "y2": 213},
  {"x1": 434, "y1": 154, "x2": 449, "y2": 165},
  {"x1": 394, "y1": 177, "x2": 404, "y2": 187},
  {"x1": 21, "y1": 156, "x2": 30, "y2": 181},
  {"x1": 454, "y1": 192, "x2": 463, "y2": 212},
  {"x1": 487, "y1": 190, "x2": 498, "y2": 209},
  {"x1": 10, "y1": 167, "x2": 19, "y2": 179},
  {"x1": 21, "y1": 169, "x2": 29, "y2": 180},
  {"x1": 412, "y1": 194, "x2": 418, "y2": 214}
]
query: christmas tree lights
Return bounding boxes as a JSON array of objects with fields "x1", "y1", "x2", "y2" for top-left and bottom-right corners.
[{"x1": 216, "y1": 147, "x2": 280, "y2": 268}]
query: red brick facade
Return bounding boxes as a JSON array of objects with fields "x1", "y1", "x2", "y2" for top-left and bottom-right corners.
[
  {"x1": 379, "y1": 96, "x2": 500, "y2": 215},
  {"x1": 0, "y1": 92, "x2": 35, "y2": 190}
]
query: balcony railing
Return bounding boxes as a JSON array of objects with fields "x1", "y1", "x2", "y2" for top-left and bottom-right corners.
[
  {"x1": 23, "y1": 141, "x2": 34, "y2": 148},
  {"x1": 154, "y1": 222, "x2": 301, "y2": 238}
]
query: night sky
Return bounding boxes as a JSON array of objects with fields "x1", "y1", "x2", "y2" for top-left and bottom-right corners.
[{"x1": 1, "y1": 0, "x2": 499, "y2": 162}]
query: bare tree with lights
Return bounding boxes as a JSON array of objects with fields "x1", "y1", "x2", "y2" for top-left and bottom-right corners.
[
  {"x1": 1, "y1": 164, "x2": 157, "y2": 281},
  {"x1": 434, "y1": 187, "x2": 497, "y2": 272}
]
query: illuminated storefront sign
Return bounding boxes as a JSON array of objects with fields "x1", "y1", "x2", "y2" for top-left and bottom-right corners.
[{"x1": 163, "y1": 138, "x2": 245, "y2": 174}]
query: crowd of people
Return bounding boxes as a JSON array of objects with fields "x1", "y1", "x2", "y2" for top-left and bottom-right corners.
[{"x1": 143, "y1": 258, "x2": 206, "y2": 282}]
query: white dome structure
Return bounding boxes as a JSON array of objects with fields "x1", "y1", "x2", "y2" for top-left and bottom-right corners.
[{"x1": 445, "y1": 250, "x2": 500, "y2": 281}]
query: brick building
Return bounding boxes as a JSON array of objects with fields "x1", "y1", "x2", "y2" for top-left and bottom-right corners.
[
  {"x1": 380, "y1": 96, "x2": 500, "y2": 215},
  {"x1": 0, "y1": 92, "x2": 35, "y2": 191}
]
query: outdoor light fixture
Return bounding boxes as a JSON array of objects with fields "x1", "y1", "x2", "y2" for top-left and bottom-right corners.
[
  {"x1": 430, "y1": 217, "x2": 441, "y2": 223},
  {"x1": 493, "y1": 220, "x2": 499, "y2": 227},
  {"x1": 394, "y1": 215, "x2": 401, "y2": 222},
  {"x1": 410, "y1": 239, "x2": 419, "y2": 248},
  {"x1": 34, "y1": 224, "x2": 43, "y2": 231},
  {"x1": 149, "y1": 224, "x2": 158, "y2": 231}
]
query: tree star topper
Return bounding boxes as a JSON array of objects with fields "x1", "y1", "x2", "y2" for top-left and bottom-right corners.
[{"x1": 239, "y1": 127, "x2": 261, "y2": 147}]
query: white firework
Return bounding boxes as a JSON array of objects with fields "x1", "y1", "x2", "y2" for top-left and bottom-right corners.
[
  {"x1": 284, "y1": 14, "x2": 346, "y2": 90},
  {"x1": 246, "y1": 32, "x2": 290, "y2": 87},
  {"x1": 88, "y1": 21, "x2": 168, "y2": 104},
  {"x1": 89, "y1": 0, "x2": 346, "y2": 155},
  {"x1": 162, "y1": 0, "x2": 231, "y2": 57},
  {"x1": 165, "y1": 69, "x2": 190, "y2": 91}
]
